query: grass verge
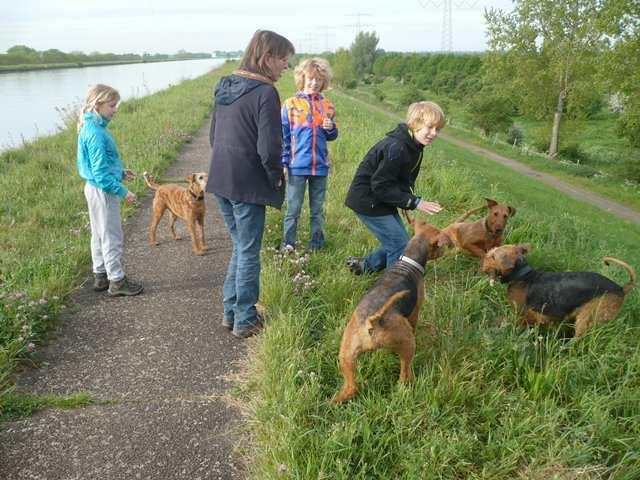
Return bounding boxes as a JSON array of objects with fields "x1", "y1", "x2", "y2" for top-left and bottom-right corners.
[{"x1": 241, "y1": 74, "x2": 640, "y2": 478}]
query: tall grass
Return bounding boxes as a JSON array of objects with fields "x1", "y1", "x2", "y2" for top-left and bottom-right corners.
[
  {"x1": 0, "y1": 61, "x2": 235, "y2": 414},
  {"x1": 242, "y1": 75, "x2": 640, "y2": 478}
]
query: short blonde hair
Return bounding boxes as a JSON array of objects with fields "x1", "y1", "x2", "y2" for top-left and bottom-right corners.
[
  {"x1": 77, "y1": 84, "x2": 120, "y2": 130},
  {"x1": 406, "y1": 101, "x2": 445, "y2": 131},
  {"x1": 294, "y1": 57, "x2": 332, "y2": 91}
]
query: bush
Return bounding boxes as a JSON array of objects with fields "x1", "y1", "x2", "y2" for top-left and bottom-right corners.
[
  {"x1": 372, "y1": 87, "x2": 386, "y2": 102},
  {"x1": 399, "y1": 84, "x2": 422, "y2": 106},
  {"x1": 468, "y1": 94, "x2": 513, "y2": 136},
  {"x1": 616, "y1": 101, "x2": 640, "y2": 147},
  {"x1": 506, "y1": 125, "x2": 524, "y2": 146},
  {"x1": 558, "y1": 143, "x2": 590, "y2": 163},
  {"x1": 345, "y1": 79, "x2": 357, "y2": 90}
]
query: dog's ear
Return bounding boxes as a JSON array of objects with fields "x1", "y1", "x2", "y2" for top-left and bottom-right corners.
[
  {"x1": 508, "y1": 205, "x2": 516, "y2": 217},
  {"x1": 485, "y1": 198, "x2": 498, "y2": 208},
  {"x1": 517, "y1": 243, "x2": 532, "y2": 255},
  {"x1": 187, "y1": 174, "x2": 196, "y2": 184}
]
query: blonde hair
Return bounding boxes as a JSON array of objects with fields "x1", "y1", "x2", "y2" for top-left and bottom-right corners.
[
  {"x1": 294, "y1": 57, "x2": 332, "y2": 91},
  {"x1": 77, "y1": 84, "x2": 120, "y2": 131},
  {"x1": 240, "y1": 30, "x2": 295, "y2": 82},
  {"x1": 406, "y1": 101, "x2": 446, "y2": 131}
]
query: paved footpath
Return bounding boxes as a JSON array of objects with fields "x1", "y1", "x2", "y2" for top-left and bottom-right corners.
[{"x1": 0, "y1": 121, "x2": 247, "y2": 479}]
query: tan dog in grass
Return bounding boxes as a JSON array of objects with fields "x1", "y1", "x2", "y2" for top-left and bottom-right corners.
[
  {"x1": 332, "y1": 217, "x2": 452, "y2": 403},
  {"x1": 442, "y1": 198, "x2": 516, "y2": 258},
  {"x1": 481, "y1": 244, "x2": 635, "y2": 337},
  {"x1": 143, "y1": 171, "x2": 208, "y2": 256}
]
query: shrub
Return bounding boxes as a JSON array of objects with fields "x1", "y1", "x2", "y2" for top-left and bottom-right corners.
[
  {"x1": 372, "y1": 87, "x2": 386, "y2": 102},
  {"x1": 558, "y1": 143, "x2": 590, "y2": 163},
  {"x1": 468, "y1": 94, "x2": 513, "y2": 136},
  {"x1": 399, "y1": 84, "x2": 422, "y2": 106},
  {"x1": 506, "y1": 125, "x2": 524, "y2": 146}
]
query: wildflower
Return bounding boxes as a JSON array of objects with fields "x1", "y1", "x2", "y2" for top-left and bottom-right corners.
[
  {"x1": 29, "y1": 300, "x2": 37, "y2": 307},
  {"x1": 39, "y1": 298, "x2": 48, "y2": 305},
  {"x1": 22, "y1": 324, "x2": 29, "y2": 332},
  {"x1": 14, "y1": 292, "x2": 25, "y2": 300},
  {"x1": 42, "y1": 315, "x2": 49, "y2": 320},
  {"x1": 53, "y1": 296, "x2": 59, "y2": 301},
  {"x1": 278, "y1": 463, "x2": 287, "y2": 474},
  {"x1": 27, "y1": 342, "x2": 35, "y2": 352}
]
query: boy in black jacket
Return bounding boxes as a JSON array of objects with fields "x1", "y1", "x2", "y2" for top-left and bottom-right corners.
[{"x1": 345, "y1": 101, "x2": 445, "y2": 274}]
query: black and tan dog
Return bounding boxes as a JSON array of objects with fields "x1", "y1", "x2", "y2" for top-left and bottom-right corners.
[
  {"x1": 481, "y1": 244, "x2": 636, "y2": 337},
  {"x1": 442, "y1": 198, "x2": 516, "y2": 258},
  {"x1": 332, "y1": 219, "x2": 452, "y2": 403},
  {"x1": 143, "y1": 171, "x2": 208, "y2": 256}
]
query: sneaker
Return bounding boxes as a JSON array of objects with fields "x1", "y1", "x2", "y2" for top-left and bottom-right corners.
[
  {"x1": 232, "y1": 312, "x2": 264, "y2": 339},
  {"x1": 221, "y1": 316, "x2": 233, "y2": 330},
  {"x1": 93, "y1": 272, "x2": 109, "y2": 292},
  {"x1": 347, "y1": 256, "x2": 365, "y2": 275},
  {"x1": 108, "y1": 276, "x2": 144, "y2": 297}
]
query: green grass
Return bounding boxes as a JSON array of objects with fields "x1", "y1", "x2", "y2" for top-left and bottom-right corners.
[
  {"x1": 0, "y1": 61, "x2": 235, "y2": 418},
  {"x1": 354, "y1": 79, "x2": 640, "y2": 211},
  {"x1": 0, "y1": 392, "x2": 99, "y2": 422},
  {"x1": 241, "y1": 74, "x2": 640, "y2": 478}
]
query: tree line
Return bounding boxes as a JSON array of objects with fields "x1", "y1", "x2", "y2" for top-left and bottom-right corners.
[
  {"x1": 0, "y1": 45, "x2": 212, "y2": 67},
  {"x1": 320, "y1": 0, "x2": 639, "y2": 155}
]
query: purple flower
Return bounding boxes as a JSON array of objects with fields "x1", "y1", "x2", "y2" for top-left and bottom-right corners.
[
  {"x1": 27, "y1": 342, "x2": 35, "y2": 352},
  {"x1": 39, "y1": 298, "x2": 48, "y2": 305},
  {"x1": 278, "y1": 463, "x2": 287, "y2": 474}
]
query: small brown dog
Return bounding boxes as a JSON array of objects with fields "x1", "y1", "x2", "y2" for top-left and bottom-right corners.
[
  {"x1": 332, "y1": 218, "x2": 452, "y2": 403},
  {"x1": 143, "y1": 171, "x2": 208, "y2": 256},
  {"x1": 442, "y1": 198, "x2": 516, "y2": 258},
  {"x1": 481, "y1": 244, "x2": 635, "y2": 337}
]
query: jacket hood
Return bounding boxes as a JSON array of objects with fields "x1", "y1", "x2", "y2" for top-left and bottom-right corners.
[
  {"x1": 215, "y1": 74, "x2": 266, "y2": 106},
  {"x1": 386, "y1": 123, "x2": 423, "y2": 153}
]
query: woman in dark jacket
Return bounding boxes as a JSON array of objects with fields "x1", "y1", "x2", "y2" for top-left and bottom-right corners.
[
  {"x1": 206, "y1": 30, "x2": 294, "y2": 338},
  {"x1": 345, "y1": 101, "x2": 445, "y2": 275}
]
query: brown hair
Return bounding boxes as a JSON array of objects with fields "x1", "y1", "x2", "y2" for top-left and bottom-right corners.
[
  {"x1": 294, "y1": 57, "x2": 332, "y2": 91},
  {"x1": 239, "y1": 30, "x2": 295, "y2": 81}
]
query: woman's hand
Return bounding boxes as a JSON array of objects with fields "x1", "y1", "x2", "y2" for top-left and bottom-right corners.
[{"x1": 416, "y1": 200, "x2": 443, "y2": 215}]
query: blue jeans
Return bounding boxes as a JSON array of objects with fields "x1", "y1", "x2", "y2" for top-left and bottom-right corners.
[
  {"x1": 214, "y1": 194, "x2": 265, "y2": 334},
  {"x1": 283, "y1": 174, "x2": 327, "y2": 250},
  {"x1": 356, "y1": 211, "x2": 409, "y2": 273}
]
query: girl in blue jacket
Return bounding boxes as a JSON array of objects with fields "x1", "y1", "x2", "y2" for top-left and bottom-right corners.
[
  {"x1": 77, "y1": 84, "x2": 142, "y2": 296},
  {"x1": 281, "y1": 57, "x2": 338, "y2": 251}
]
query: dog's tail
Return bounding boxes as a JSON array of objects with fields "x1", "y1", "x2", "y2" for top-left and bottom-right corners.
[
  {"x1": 603, "y1": 257, "x2": 636, "y2": 294},
  {"x1": 365, "y1": 290, "x2": 411, "y2": 334},
  {"x1": 143, "y1": 171, "x2": 159, "y2": 190},
  {"x1": 455, "y1": 205, "x2": 486, "y2": 223}
]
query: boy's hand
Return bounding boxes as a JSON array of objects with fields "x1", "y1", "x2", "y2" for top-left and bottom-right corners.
[
  {"x1": 322, "y1": 117, "x2": 334, "y2": 130},
  {"x1": 416, "y1": 200, "x2": 442, "y2": 215},
  {"x1": 124, "y1": 169, "x2": 136, "y2": 181},
  {"x1": 124, "y1": 191, "x2": 137, "y2": 204}
]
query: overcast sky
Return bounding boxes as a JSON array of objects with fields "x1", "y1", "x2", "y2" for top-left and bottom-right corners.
[{"x1": 1, "y1": 0, "x2": 514, "y2": 55}]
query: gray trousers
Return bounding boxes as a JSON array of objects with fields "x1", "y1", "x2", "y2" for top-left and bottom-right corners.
[{"x1": 84, "y1": 183, "x2": 125, "y2": 281}]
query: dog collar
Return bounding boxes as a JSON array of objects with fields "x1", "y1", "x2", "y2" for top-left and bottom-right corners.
[
  {"x1": 500, "y1": 256, "x2": 533, "y2": 284},
  {"x1": 399, "y1": 255, "x2": 425, "y2": 275}
]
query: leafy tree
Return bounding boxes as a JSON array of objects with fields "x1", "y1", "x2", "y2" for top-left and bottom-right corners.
[
  {"x1": 350, "y1": 31, "x2": 379, "y2": 77},
  {"x1": 332, "y1": 48, "x2": 357, "y2": 88},
  {"x1": 484, "y1": 0, "x2": 609, "y2": 157},
  {"x1": 600, "y1": 0, "x2": 640, "y2": 146}
]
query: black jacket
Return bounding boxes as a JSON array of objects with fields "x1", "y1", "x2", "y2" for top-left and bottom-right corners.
[
  {"x1": 206, "y1": 74, "x2": 285, "y2": 208},
  {"x1": 345, "y1": 124, "x2": 424, "y2": 216}
]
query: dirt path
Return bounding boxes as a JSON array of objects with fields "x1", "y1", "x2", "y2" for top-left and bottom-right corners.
[
  {"x1": 0, "y1": 121, "x2": 247, "y2": 479},
  {"x1": 338, "y1": 92, "x2": 640, "y2": 226}
]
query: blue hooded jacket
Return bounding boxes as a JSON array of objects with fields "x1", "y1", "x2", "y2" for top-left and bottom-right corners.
[{"x1": 77, "y1": 112, "x2": 127, "y2": 198}]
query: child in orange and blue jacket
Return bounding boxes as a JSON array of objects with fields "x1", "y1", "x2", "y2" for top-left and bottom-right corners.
[{"x1": 281, "y1": 57, "x2": 338, "y2": 251}]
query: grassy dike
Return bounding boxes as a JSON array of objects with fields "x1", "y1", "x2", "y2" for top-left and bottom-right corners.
[
  {"x1": 244, "y1": 75, "x2": 640, "y2": 478},
  {"x1": 0, "y1": 61, "x2": 235, "y2": 417}
]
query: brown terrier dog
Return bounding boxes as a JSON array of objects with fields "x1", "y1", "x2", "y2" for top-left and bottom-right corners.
[
  {"x1": 481, "y1": 244, "x2": 635, "y2": 337},
  {"x1": 332, "y1": 219, "x2": 452, "y2": 403},
  {"x1": 143, "y1": 171, "x2": 208, "y2": 256},
  {"x1": 442, "y1": 198, "x2": 516, "y2": 258}
]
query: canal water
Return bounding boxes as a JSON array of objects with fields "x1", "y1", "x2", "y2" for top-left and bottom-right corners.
[{"x1": 0, "y1": 58, "x2": 227, "y2": 150}]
